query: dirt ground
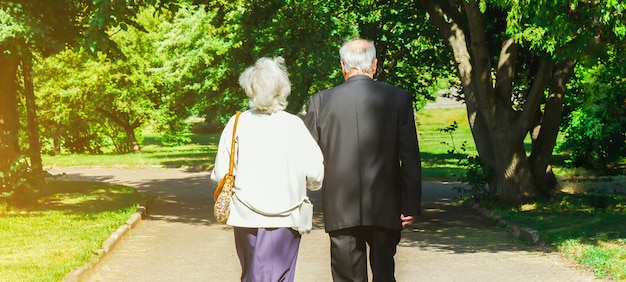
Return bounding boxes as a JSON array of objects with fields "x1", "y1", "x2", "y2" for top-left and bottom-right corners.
[{"x1": 50, "y1": 167, "x2": 603, "y2": 282}]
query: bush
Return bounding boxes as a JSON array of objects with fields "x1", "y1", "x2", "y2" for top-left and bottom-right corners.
[
  {"x1": 453, "y1": 155, "x2": 496, "y2": 205},
  {"x1": 190, "y1": 120, "x2": 224, "y2": 134},
  {"x1": 0, "y1": 158, "x2": 36, "y2": 205},
  {"x1": 559, "y1": 51, "x2": 626, "y2": 170}
]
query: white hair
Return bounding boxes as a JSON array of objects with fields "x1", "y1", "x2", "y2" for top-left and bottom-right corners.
[
  {"x1": 339, "y1": 38, "x2": 376, "y2": 73},
  {"x1": 238, "y1": 57, "x2": 290, "y2": 114}
]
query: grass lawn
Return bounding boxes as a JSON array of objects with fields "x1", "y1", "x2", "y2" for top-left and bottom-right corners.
[
  {"x1": 41, "y1": 133, "x2": 220, "y2": 169},
  {"x1": 416, "y1": 107, "x2": 476, "y2": 181},
  {"x1": 0, "y1": 180, "x2": 142, "y2": 281}
]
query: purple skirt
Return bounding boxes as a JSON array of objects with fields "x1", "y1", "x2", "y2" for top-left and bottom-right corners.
[{"x1": 234, "y1": 227, "x2": 301, "y2": 282}]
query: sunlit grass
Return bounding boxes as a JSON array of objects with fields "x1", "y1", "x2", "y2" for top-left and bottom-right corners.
[
  {"x1": 42, "y1": 108, "x2": 575, "y2": 182},
  {"x1": 42, "y1": 133, "x2": 219, "y2": 169},
  {"x1": 416, "y1": 108, "x2": 474, "y2": 181},
  {"x1": 415, "y1": 107, "x2": 584, "y2": 181},
  {"x1": 561, "y1": 238, "x2": 626, "y2": 280},
  {"x1": 416, "y1": 107, "x2": 476, "y2": 155},
  {"x1": 494, "y1": 191, "x2": 626, "y2": 280},
  {"x1": 0, "y1": 181, "x2": 142, "y2": 281}
]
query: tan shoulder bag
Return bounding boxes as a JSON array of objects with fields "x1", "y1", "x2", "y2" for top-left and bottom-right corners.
[{"x1": 213, "y1": 112, "x2": 242, "y2": 224}]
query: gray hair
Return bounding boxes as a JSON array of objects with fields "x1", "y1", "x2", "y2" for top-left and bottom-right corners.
[
  {"x1": 239, "y1": 57, "x2": 290, "y2": 114},
  {"x1": 339, "y1": 38, "x2": 376, "y2": 73}
]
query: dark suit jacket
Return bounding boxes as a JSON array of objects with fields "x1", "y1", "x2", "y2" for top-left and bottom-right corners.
[{"x1": 304, "y1": 75, "x2": 422, "y2": 232}]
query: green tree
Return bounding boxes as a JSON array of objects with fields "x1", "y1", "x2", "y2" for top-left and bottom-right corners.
[
  {"x1": 152, "y1": 3, "x2": 239, "y2": 132},
  {"x1": 34, "y1": 4, "x2": 236, "y2": 153},
  {"x1": 421, "y1": 1, "x2": 626, "y2": 202},
  {"x1": 1, "y1": 0, "x2": 170, "y2": 169},
  {"x1": 34, "y1": 50, "x2": 109, "y2": 154},
  {"x1": 194, "y1": 0, "x2": 449, "y2": 122},
  {"x1": 35, "y1": 47, "x2": 154, "y2": 154},
  {"x1": 559, "y1": 45, "x2": 626, "y2": 169}
]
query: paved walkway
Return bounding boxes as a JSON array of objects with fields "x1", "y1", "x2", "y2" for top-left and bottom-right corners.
[{"x1": 50, "y1": 167, "x2": 600, "y2": 282}]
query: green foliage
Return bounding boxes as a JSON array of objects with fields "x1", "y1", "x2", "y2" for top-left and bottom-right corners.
[
  {"x1": 27, "y1": 1, "x2": 453, "y2": 158},
  {"x1": 561, "y1": 238, "x2": 626, "y2": 280},
  {"x1": 151, "y1": 3, "x2": 239, "y2": 129},
  {"x1": 199, "y1": 0, "x2": 450, "y2": 119},
  {"x1": 0, "y1": 1, "x2": 171, "y2": 58},
  {"x1": 1, "y1": 2, "x2": 77, "y2": 56},
  {"x1": 160, "y1": 133, "x2": 192, "y2": 147},
  {"x1": 437, "y1": 121, "x2": 468, "y2": 154},
  {"x1": 419, "y1": 0, "x2": 626, "y2": 201},
  {"x1": 34, "y1": 50, "x2": 109, "y2": 154},
  {"x1": 499, "y1": 0, "x2": 626, "y2": 59},
  {"x1": 34, "y1": 49, "x2": 140, "y2": 153},
  {"x1": 190, "y1": 119, "x2": 224, "y2": 134},
  {"x1": 559, "y1": 47, "x2": 626, "y2": 170},
  {"x1": 35, "y1": 6, "x2": 192, "y2": 153},
  {"x1": 0, "y1": 157, "x2": 36, "y2": 205},
  {"x1": 416, "y1": 107, "x2": 477, "y2": 181},
  {"x1": 2, "y1": 0, "x2": 177, "y2": 164},
  {"x1": 337, "y1": 0, "x2": 453, "y2": 105},
  {"x1": 454, "y1": 155, "x2": 495, "y2": 204}
]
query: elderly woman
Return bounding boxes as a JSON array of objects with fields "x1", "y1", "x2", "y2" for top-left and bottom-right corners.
[{"x1": 211, "y1": 56, "x2": 324, "y2": 282}]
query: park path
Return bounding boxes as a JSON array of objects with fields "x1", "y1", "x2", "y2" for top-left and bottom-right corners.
[{"x1": 49, "y1": 167, "x2": 600, "y2": 282}]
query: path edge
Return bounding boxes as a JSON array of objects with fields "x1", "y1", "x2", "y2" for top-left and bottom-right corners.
[
  {"x1": 466, "y1": 199, "x2": 548, "y2": 248},
  {"x1": 61, "y1": 205, "x2": 148, "y2": 282}
]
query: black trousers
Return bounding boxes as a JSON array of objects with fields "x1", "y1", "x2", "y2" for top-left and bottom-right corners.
[{"x1": 329, "y1": 226, "x2": 401, "y2": 282}]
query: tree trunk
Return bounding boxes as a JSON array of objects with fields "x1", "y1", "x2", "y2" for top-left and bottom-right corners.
[
  {"x1": 124, "y1": 125, "x2": 141, "y2": 153},
  {"x1": 95, "y1": 108, "x2": 142, "y2": 153},
  {"x1": 53, "y1": 135, "x2": 62, "y2": 155},
  {"x1": 0, "y1": 55, "x2": 21, "y2": 171},
  {"x1": 490, "y1": 129, "x2": 536, "y2": 201},
  {"x1": 422, "y1": 0, "x2": 568, "y2": 202},
  {"x1": 21, "y1": 50, "x2": 44, "y2": 175},
  {"x1": 529, "y1": 60, "x2": 575, "y2": 194},
  {"x1": 421, "y1": 0, "x2": 497, "y2": 169}
]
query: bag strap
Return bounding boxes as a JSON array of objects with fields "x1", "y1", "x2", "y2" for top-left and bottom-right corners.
[
  {"x1": 227, "y1": 112, "x2": 242, "y2": 175},
  {"x1": 234, "y1": 194, "x2": 310, "y2": 216}
]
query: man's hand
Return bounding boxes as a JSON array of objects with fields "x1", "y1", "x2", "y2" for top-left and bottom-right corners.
[{"x1": 400, "y1": 214, "x2": 414, "y2": 228}]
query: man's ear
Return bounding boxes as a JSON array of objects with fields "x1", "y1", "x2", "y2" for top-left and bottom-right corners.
[{"x1": 370, "y1": 58, "x2": 378, "y2": 76}]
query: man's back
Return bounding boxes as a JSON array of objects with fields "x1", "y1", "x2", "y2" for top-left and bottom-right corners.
[{"x1": 304, "y1": 74, "x2": 421, "y2": 232}]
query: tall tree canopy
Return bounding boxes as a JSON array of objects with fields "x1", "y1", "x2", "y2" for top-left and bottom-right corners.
[
  {"x1": 196, "y1": 0, "x2": 449, "y2": 121},
  {"x1": 3, "y1": 0, "x2": 625, "y2": 204}
]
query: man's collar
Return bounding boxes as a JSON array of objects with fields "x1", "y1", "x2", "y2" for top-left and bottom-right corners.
[{"x1": 346, "y1": 74, "x2": 373, "y2": 82}]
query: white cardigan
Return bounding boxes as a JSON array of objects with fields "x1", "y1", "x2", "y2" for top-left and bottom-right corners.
[{"x1": 211, "y1": 110, "x2": 324, "y2": 228}]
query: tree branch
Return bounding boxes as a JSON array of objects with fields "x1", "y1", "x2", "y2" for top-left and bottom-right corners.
[
  {"x1": 421, "y1": 1, "x2": 472, "y2": 89},
  {"x1": 95, "y1": 107, "x2": 130, "y2": 129},
  {"x1": 517, "y1": 60, "x2": 555, "y2": 139},
  {"x1": 529, "y1": 60, "x2": 574, "y2": 193},
  {"x1": 462, "y1": 0, "x2": 495, "y2": 120},
  {"x1": 494, "y1": 38, "x2": 519, "y2": 107},
  {"x1": 422, "y1": 0, "x2": 496, "y2": 167}
]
